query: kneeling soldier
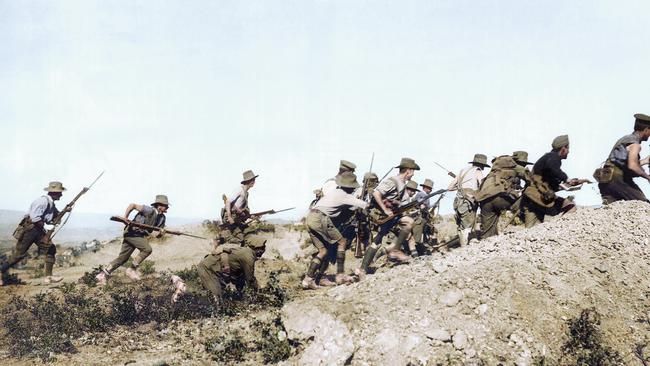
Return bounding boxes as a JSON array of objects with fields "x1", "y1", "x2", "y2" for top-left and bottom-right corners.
[
  {"x1": 1, "y1": 181, "x2": 67, "y2": 285},
  {"x1": 302, "y1": 172, "x2": 368, "y2": 289},
  {"x1": 197, "y1": 240, "x2": 266, "y2": 305},
  {"x1": 96, "y1": 195, "x2": 169, "y2": 285}
]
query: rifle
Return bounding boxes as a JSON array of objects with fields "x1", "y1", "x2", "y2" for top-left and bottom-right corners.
[
  {"x1": 43, "y1": 171, "x2": 105, "y2": 243},
  {"x1": 375, "y1": 188, "x2": 446, "y2": 225},
  {"x1": 223, "y1": 201, "x2": 295, "y2": 226},
  {"x1": 110, "y1": 216, "x2": 208, "y2": 239},
  {"x1": 433, "y1": 161, "x2": 457, "y2": 178},
  {"x1": 354, "y1": 153, "x2": 374, "y2": 258}
]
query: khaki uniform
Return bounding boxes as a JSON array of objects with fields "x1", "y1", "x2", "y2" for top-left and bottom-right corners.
[
  {"x1": 2, "y1": 196, "x2": 59, "y2": 276},
  {"x1": 221, "y1": 186, "x2": 268, "y2": 248},
  {"x1": 306, "y1": 187, "x2": 367, "y2": 280},
  {"x1": 198, "y1": 246, "x2": 258, "y2": 299},
  {"x1": 597, "y1": 133, "x2": 648, "y2": 204},
  {"x1": 107, "y1": 205, "x2": 165, "y2": 273},
  {"x1": 477, "y1": 156, "x2": 528, "y2": 238}
]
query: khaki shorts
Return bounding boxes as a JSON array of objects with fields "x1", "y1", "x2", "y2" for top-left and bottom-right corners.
[{"x1": 306, "y1": 210, "x2": 343, "y2": 249}]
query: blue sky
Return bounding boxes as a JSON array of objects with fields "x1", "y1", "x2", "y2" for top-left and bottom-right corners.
[{"x1": 1, "y1": 0, "x2": 649, "y2": 220}]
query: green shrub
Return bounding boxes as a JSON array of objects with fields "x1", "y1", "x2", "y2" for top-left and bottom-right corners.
[
  {"x1": 139, "y1": 260, "x2": 156, "y2": 275},
  {"x1": 561, "y1": 308, "x2": 623, "y2": 365}
]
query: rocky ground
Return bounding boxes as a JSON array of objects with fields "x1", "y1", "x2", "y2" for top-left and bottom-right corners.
[{"x1": 1, "y1": 202, "x2": 649, "y2": 365}]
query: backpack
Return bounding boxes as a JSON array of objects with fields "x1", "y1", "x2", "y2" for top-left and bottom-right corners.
[{"x1": 476, "y1": 156, "x2": 519, "y2": 203}]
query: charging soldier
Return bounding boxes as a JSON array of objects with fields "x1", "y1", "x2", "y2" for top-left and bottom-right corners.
[
  {"x1": 477, "y1": 154, "x2": 529, "y2": 239},
  {"x1": 302, "y1": 172, "x2": 368, "y2": 289},
  {"x1": 355, "y1": 157, "x2": 420, "y2": 279},
  {"x1": 96, "y1": 195, "x2": 169, "y2": 285},
  {"x1": 221, "y1": 170, "x2": 268, "y2": 248},
  {"x1": 1, "y1": 181, "x2": 67, "y2": 286},
  {"x1": 448, "y1": 154, "x2": 490, "y2": 246},
  {"x1": 596, "y1": 114, "x2": 650, "y2": 203},
  {"x1": 410, "y1": 178, "x2": 434, "y2": 255},
  {"x1": 522, "y1": 135, "x2": 582, "y2": 227}
]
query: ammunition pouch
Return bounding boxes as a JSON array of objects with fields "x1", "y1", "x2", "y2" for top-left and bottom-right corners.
[
  {"x1": 593, "y1": 163, "x2": 615, "y2": 184},
  {"x1": 13, "y1": 216, "x2": 34, "y2": 241},
  {"x1": 523, "y1": 175, "x2": 556, "y2": 208}
]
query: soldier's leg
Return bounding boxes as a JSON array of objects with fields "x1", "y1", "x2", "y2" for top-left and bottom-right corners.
[
  {"x1": 303, "y1": 213, "x2": 331, "y2": 289},
  {"x1": 386, "y1": 216, "x2": 412, "y2": 261},
  {"x1": 106, "y1": 238, "x2": 137, "y2": 273},
  {"x1": 197, "y1": 255, "x2": 224, "y2": 301},
  {"x1": 479, "y1": 198, "x2": 499, "y2": 239},
  {"x1": 522, "y1": 198, "x2": 544, "y2": 228},
  {"x1": 43, "y1": 243, "x2": 57, "y2": 276},
  {"x1": 129, "y1": 237, "x2": 153, "y2": 267},
  {"x1": 410, "y1": 216, "x2": 425, "y2": 256},
  {"x1": 335, "y1": 238, "x2": 353, "y2": 284},
  {"x1": 1, "y1": 226, "x2": 41, "y2": 273}
]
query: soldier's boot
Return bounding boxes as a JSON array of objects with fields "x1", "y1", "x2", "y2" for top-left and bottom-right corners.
[
  {"x1": 319, "y1": 277, "x2": 336, "y2": 287},
  {"x1": 44, "y1": 262, "x2": 63, "y2": 284},
  {"x1": 301, "y1": 276, "x2": 320, "y2": 290},
  {"x1": 458, "y1": 229, "x2": 470, "y2": 246},
  {"x1": 356, "y1": 244, "x2": 379, "y2": 281},
  {"x1": 335, "y1": 273, "x2": 353, "y2": 285},
  {"x1": 95, "y1": 269, "x2": 109, "y2": 286},
  {"x1": 388, "y1": 229, "x2": 411, "y2": 263},
  {"x1": 415, "y1": 243, "x2": 427, "y2": 256},
  {"x1": 125, "y1": 266, "x2": 141, "y2": 280},
  {"x1": 171, "y1": 275, "x2": 187, "y2": 303}
]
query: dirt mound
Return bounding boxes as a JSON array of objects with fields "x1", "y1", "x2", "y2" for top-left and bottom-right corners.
[{"x1": 281, "y1": 201, "x2": 650, "y2": 365}]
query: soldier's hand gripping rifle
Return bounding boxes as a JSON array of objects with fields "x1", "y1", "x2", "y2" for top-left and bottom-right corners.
[
  {"x1": 375, "y1": 189, "x2": 447, "y2": 225},
  {"x1": 110, "y1": 216, "x2": 208, "y2": 239},
  {"x1": 42, "y1": 171, "x2": 105, "y2": 244}
]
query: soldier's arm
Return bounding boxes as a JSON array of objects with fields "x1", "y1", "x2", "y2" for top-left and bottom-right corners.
[
  {"x1": 124, "y1": 203, "x2": 144, "y2": 219},
  {"x1": 627, "y1": 143, "x2": 650, "y2": 181},
  {"x1": 372, "y1": 190, "x2": 392, "y2": 216},
  {"x1": 446, "y1": 175, "x2": 459, "y2": 191},
  {"x1": 241, "y1": 256, "x2": 258, "y2": 290}
]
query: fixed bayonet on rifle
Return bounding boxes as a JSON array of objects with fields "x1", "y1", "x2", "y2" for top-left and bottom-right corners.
[
  {"x1": 250, "y1": 207, "x2": 295, "y2": 218},
  {"x1": 110, "y1": 216, "x2": 208, "y2": 239},
  {"x1": 379, "y1": 166, "x2": 394, "y2": 182},
  {"x1": 433, "y1": 161, "x2": 456, "y2": 178},
  {"x1": 375, "y1": 188, "x2": 447, "y2": 225},
  {"x1": 45, "y1": 171, "x2": 105, "y2": 242}
]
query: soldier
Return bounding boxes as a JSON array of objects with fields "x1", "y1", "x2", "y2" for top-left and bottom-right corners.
[
  {"x1": 596, "y1": 114, "x2": 650, "y2": 203},
  {"x1": 352, "y1": 172, "x2": 379, "y2": 256},
  {"x1": 302, "y1": 172, "x2": 368, "y2": 289},
  {"x1": 355, "y1": 157, "x2": 420, "y2": 279},
  {"x1": 402, "y1": 180, "x2": 422, "y2": 257},
  {"x1": 447, "y1": 154, "x2": 490, "y2": 246},
  {"x1": 476, "y1": 154, "x2": 529, "y2": 239},
  {"x1": 409, "y1": 178, "x2": 434, "y2": 256},
  {"x1": 95, "y1": 195, "x2": 169, "y2": 285},
  {"x1": 197, "y1": 240, "x2": 266, "y2": 305},
  {"x1": 0, "y1": 181, "x2": 67, "y2": 286},
  {"x1": 521, "y1": 135, "x2": 583, "y2": 227},
  {"x1": 221, "y1": 170, "x2": 268, "y2": 248}
]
